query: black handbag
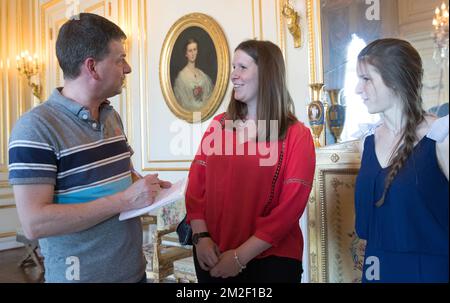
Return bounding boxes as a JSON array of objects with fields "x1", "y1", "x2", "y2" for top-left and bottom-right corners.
[{"x1": 176, "y1": 215, "x2": 193, "y2": 245}]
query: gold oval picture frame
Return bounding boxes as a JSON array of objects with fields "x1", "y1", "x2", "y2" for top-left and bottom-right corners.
[{"x1": 160, "y1": 13, "x2": 230, "y2": 123}]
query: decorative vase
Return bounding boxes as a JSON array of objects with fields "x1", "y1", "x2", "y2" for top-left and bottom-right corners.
[
  {"x1": 307, "y1": 83, "x2": 325, "y2": 147},
  {"x1": 326, "y1": 89, "x2": 346, "y2": 143}
]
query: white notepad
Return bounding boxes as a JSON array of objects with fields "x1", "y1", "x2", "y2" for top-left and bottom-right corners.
[{"x1": 119, "y1": 177, "x2": 187, "y2": 221}]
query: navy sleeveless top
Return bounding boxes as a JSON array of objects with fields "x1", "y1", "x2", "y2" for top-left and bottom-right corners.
[
  {"x1": 355, "y1": 133, "x2": 448, "y2": 282},
  {"x1": 355, "y1": 134, "x2": 448, "y2": 253}
]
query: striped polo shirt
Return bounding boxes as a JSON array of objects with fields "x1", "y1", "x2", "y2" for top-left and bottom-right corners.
[{"x1": 8, "y1": 88, "x2": 145, "y2": 282}]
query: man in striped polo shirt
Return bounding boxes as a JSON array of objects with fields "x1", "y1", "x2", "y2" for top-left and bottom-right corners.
[{"x1": 8, "y1": 13, "x2": 170, "y2": 282}]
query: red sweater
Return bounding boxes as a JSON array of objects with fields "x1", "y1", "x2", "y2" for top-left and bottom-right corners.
[{"x1": 186, "y1": 113, "x2": 316, "y2": 260}]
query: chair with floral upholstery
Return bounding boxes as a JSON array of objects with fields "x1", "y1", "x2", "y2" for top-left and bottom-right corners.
[{"x1": 142, "y1": 199, "x2": 192, "y2": 282}]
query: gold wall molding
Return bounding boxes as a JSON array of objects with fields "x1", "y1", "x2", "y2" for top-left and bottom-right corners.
[
  {"x1": 1, "y1": 0, "x2": 39, "y2": 172},
  {"x1": 306, "y1": 0, "x2": 316, "y2": 83},
  {"x1": 252, "y1": 0, "x2": 256, "y2": 38},
  {"x1": 0, "y1": 60, "x2": 5, "y2": 167},
  {"x1": 0, "y1": 192, "x2": 14, "y2": 200},
  {"x1": 122, "y1": 0, "x2": 134, "y2": 145},
  {"x1": 278, "y1": 0, "x2": 287, "y2": 58},
  {"x1": 40, "y1": 0, "x2": 63, "y2": 102},
  {"x1": 5, "y1": 62, "x2": 10, "y2": 170},
  {"x1": 0, "y1": 231, "x2": 16, "y2": 239},
  {"x1": 138, "y1": 0, "x2": 151, "y2": 169},
  {"x1": 85, "y1": 2, "x2": 105, "y2": 14},
  {"x1": 259, "y1": 0, "x2": 264, "y2": 40},
  {"x1": 0, "y1": 204, "x2": 16, "y2": 210},
  {"x1": 251, "y1": 0, "x2": 266, "y2": 40},
  {"x1": 306, "y1": 0, "x2": 325, "y2": 84}
]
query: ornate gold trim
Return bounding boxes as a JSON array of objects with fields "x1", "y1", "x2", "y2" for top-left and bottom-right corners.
[
  {"x1": 40, "y1": 0, "x2": 62, "y2": 102},
  {"x1": 84, "y1": 2, "x2": 105, "y2": 14},
  {"x1": 0, "y1": 60, "x2": 5, "y2": 168},
  {"x1": 308, "y1": 186, "x2": 320, "y2": 281},
  {"x1": 0, "y1": 192, "x2": 14, "y2": 200},
  {"x1": 0, "y1": 231, "x2": 16, "y2": 239},
  {"x1": 54, "y1": 18, "x2": 67, "y2": 88},
  {"x1": 137, "y1": 0, "x2": 151, "y2": 167},
  {"x1": 40, "y1": 0, "x2": 61, "y2": 11},
  {"x1": 316, "y1": 0, "x2": 323, "y2": 84},
  {"x1": 306, "y1": 0, "x2": 315, "y2": 83},
  {"x1": 123, "y1": 0, "x2": 133, "y2": 145},
  {"x1": 308, "y1": 167, "x2": 359, "y2": 282},
  {"x1": 306, "y1": 0, "x2": 323, "y2": 84},
  {"x1": 282, "y1": 0, "x2": 302, "y2": 48},
  {"x1": 5, "y1": 65, "x2": 10, "y2": 166},
  {"x1": 251, "y1": 0, "x2": 264, "y2": 40},
  {"x1": 2, "y1": 0, "x2": 12, "y2": 172},
  {"x1": 278, "y1": 0, "x2": 287, "y2": 58},
  {"x1": 0, "y1": 204, "x2": 16, "y2": 210},
  {"x1": 259, "y1": 0, "x2": 264, "y2": 40},
  {"x1": 0, "y1": 181, "x2": 10, "y2": 188},
  {"x1": 16, "y1": 0, "x2": 24, "y2": 121},
  {"x1": 318, "y1": 168, "x2": 329, "y2": 282},
  {"x1": 159, "y1": 13, "x2": 230, "y2": 123},
  {"x1": 252, "y1": 0, "x2": 256, "y2": 39}
]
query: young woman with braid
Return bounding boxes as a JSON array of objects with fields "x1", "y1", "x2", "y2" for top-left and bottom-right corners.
[{"x1": 354, "y1": 38, "x2": 449, "y2": 283}]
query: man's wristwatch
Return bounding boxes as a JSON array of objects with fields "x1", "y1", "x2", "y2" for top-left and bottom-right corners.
[{"x1": 192, "y1": 232, "x2": 211, "y2": 245}]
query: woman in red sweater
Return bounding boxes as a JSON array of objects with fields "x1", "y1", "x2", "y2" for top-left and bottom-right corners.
[{"x1": 186, "y1": 40, "x2": 316, "y2": 282}]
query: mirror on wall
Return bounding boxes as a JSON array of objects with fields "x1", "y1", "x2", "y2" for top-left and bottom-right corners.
[{"x1": 317, "y1": 0, "x2": 449, "y2": 145}]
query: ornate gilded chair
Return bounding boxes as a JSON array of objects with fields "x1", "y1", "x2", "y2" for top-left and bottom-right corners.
[
  {"x1": 142, "y1": 199, "x2": 192, "y2": 282},
  {"x1": 16, "y1": 228, "x2": 44, "y2": 274},
  {"x1": 173, "y1": 256, "x2": 197, "y2": 283}
]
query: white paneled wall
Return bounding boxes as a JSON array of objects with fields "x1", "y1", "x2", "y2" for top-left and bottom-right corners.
[{"x1": 2, "y1": 1, "x2": 314, "y2": 281}]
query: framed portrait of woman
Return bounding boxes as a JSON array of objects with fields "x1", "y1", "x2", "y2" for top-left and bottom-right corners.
[{"x1": 160, "y1": 13, "x2": 230, "y2": 123}]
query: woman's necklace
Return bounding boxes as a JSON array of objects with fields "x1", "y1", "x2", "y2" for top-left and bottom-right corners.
[{"x1": 188, "y1": 67, "x2": 198, "y2": 79}]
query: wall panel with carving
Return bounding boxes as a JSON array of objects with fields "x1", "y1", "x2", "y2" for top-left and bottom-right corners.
[{"x1": 308, "y1": 141, "x2": 366, "y2": 282}]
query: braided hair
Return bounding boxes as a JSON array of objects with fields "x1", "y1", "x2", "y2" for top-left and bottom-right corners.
[{"x1": 358, "y1": 38, "x2": 426, "y2": 207}]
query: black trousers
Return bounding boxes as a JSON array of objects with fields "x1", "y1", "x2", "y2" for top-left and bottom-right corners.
[{"x1": 193, "y1": 246, "x2": 303, "y2": 283}]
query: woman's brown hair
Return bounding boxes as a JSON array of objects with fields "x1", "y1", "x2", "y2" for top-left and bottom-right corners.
[
  {"x1": 358, "y1": 38, "x2": 426, "y2": 207},
  {"x1": 226, "y1": 40, "x2": 297, "y2": 141}
]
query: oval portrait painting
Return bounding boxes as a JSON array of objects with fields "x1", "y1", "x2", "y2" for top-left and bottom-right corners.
[{"x1": 160, "y1": 13, "x2": 229, "y2": 123}]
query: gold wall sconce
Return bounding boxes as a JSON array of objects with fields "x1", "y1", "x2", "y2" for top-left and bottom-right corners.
[
  {"x1": 282, "y1": 1, "x2": 302, "y2": 48},
  {"x1": 16, "y1": 50, "x2": 42, "y2": 101}
]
